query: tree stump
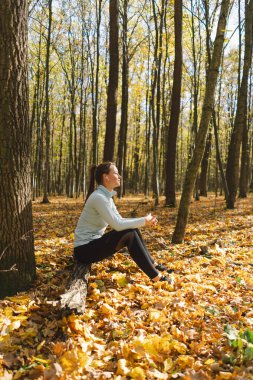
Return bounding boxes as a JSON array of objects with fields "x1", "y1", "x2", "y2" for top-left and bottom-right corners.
[{"x1": 60, "y1": 260, "x2": 91, "y2": 314}]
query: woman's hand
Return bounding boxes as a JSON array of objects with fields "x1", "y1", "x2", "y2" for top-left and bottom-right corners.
[{"x1": 145, "y1": 213, "x2": 158, "y2": 227}]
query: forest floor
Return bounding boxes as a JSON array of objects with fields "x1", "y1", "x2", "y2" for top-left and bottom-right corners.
[{"x1": 0, "y1": 194, "x2": 253, "y2": 380}]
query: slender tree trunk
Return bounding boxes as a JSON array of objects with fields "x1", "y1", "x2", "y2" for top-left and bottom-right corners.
[
  {"x1": 144, "y1": 37, "x2": 151, "y2": 197},
  {"x1": 92, "y1": 0, "x2": 102, "y2": 165},
  {"x1": 42, "y1": 0, "x2": 52, "y2": 203},
  {"x1": 172, "y1": 0, "x2": 231, "y2": 243},
  {"x1": 133, "y1": 104, "x2": 141, "y2": 192},
  {"x1": 249, "y1": 69, "x2": 253, "y2": 192},
  {"x1": 57, "y1": 98, "x2": 66, "y2": 195},
  {"x1": 78, "y1": 11, "x2": 87, "y2": 197},
  {"x1": 239, "y1": 114, "x2": 250, "y2": 197},
  {"x1": 103, "y1": 0, "x2": 119, "y2": 161},
  {"x1": 199, "y1": 130, "x2": 212, "y2": 196},
  {"x1": 117, "y1": 0, "x2": 129, "y2": 198},
  {"x1": 198, "y1": 0, "x2": 212, "y2": 198},
  {"x1": 226, "y1": 0, "x2": 253, "y2": 208},
  {"x1": 150, "y1": 0, "x2": 160, "y2": 205},
  {"x1": 165, "y1": 0, "x2": 182, "y2": 207},
  {"x1": 213, "y1": 110, "x2": 229, "y2": 199},
  {"x1": 250, "y1": 131, "x2": 253, "y2": 191},
  {"x1": 0, "y1": 0, "x2": 36, "y2": 297}
]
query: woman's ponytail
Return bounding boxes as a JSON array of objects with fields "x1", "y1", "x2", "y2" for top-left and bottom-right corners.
[
  {"x1": 85, "y1": 164, "x2": 97, "y2": 203},
  {"x1": 85, "y1": 162, "x2": 114, "y2": 203}
]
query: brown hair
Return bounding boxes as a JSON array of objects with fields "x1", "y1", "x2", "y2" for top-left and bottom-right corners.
[{"x1": 85, "y1": 162, "x2": 114, "y2": 202}]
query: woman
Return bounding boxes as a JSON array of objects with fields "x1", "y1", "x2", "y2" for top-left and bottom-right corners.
[{"x1": 74, "y1": 162, "x2": 172, "y2": 283}]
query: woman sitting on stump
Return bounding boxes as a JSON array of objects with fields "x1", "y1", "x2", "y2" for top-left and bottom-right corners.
[{"x1": 74, "y1": 162, "x2": 172, "y2": 283}]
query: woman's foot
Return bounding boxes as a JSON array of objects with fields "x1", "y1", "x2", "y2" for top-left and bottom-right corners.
[
  {"x1": 152, "y1": 274, "x2": 174, "y2": 284},
  {"x1": 159, "y1": 275, "x2": 174, "y2": 284}
]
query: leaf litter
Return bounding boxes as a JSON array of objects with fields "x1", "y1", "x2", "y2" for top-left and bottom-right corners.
[{"x1": 0, "y1": 194, "x2": 253, "y2": 379}]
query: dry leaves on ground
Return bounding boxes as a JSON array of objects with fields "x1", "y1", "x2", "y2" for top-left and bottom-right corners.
[{"x1": 0, "y1": 194, "x2": 253, "y2": 380}]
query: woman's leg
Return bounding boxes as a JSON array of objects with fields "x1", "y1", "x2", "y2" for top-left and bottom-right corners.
[
  {"x1": 135, "y1": 229, "x2": 172, "y2": 272},
  {"x1": 115, "y1": 230, "x2": 159, "y2": 279},
  {"x1": 74, "y1": 229, "x2": 159, "y2": 279},
  {"x1": 134, "y1": 229, "x2": 155, "y2": 264},
  {"x1": 74, "y1": 230, "x2": 130, "y2": 264}
]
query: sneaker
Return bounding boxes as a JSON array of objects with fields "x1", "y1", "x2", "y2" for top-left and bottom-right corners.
[
  {"x1": 160, "y1": 275, "x2": 174, "y2": 285},
  {"x1": 155, "y1": 263, "x2": 167, "y2": 271},
  {"x1": 155, "y1": 263, "x2": 174, "y2": 274}
]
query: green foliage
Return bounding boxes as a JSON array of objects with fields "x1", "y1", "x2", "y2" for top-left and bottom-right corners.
[{"x1": 224, "y1": 324, "x2": 253, "y2": 364}]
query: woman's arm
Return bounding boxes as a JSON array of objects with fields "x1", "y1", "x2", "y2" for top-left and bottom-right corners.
[{"x1": 92, "y1": 194, "x2": 146, "y2": 231}]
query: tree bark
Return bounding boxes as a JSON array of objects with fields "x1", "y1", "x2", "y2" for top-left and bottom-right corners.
[
  {"x1": 199, "y1": 131, "x2": 212, "y2": 196},
  {"x1": 0, "y1": 0, "x2": 36, "y2": 297},
  {"x1": 239, "y1": 117, "x2": 250, "y2": 197},
  {"x1": 92, "y1": 0, "x2": 102, "y2": 165},
  {"x1": 42, "y1": 0, "x2": 52, "y2": 203},
  {"x1": 103, "y1": 0, "x2": 119, "y2": 162},
  {"x1": 172, "y1": 0, "x2": 231, "y2": 243},
  {"x1": 117, "y1": 0, "x2": 129, "y2": 198},
  {"x1": 213, "y1": 110, "x2": 229, "y2": 200},
  {"x1": 165, "y1": 0, "x2": 183, "y2": 207},
  {"x1": 226, "y1": 0, "x2": 253, "y2": 208}
]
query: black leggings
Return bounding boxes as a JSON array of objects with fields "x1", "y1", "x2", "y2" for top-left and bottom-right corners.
[{"x1": 74, "y1": 228, "x2": 159, "y2": 279}]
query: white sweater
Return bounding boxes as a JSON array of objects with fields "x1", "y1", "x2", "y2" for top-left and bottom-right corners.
[{"x1": 74, "y1": 185, "x2": 146, "y2": 247}]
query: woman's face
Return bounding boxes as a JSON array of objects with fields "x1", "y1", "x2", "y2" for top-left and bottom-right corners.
[{"x1": 103, "y1": 165, "x2": 121, "y2": 189}]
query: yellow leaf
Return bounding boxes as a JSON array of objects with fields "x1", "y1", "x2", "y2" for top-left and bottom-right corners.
[
  {"x1": 31, "y1": 356, "x2": 51, "y2": 365},
  {"x1": 6, "y1": 295, "x2": 29, "y2": 303},
  {"x1": 36, "y1": 340, "x2": 46, "y2": 352},
  {"x1": 176, "y1": 355, "x2": 195, "y2": 369},
  {"x1": 53, "y1": 342, "x2": 66, "y2": 356},
  {"x1": 14, "y1": 305, "x2": 28, "y2": 314},
  {"x1": 60, "y1": 349, "x2": 88, "y2": 373},
  {"x1": 91, "y1": 360, "x2": 105, "y2": 368},
  {"x1": 218, "y1": 372, "x2": 233, "y2": 380},
  {"x1": 171, "y1": 340, "x2": 187, "y2": 354},
  {"x1": 3, "y1": 307, "x2": 13, "y2": 317},
  {"x1": 130, "y1": 367, "x2": 146, "y2": 380},
  {"x1": 205, "y1": 358, "x2": 215, "y2": 365},
  {"x1": 9, "y1": 320, "x2": 21, "y2": 332},
  {"x1": 68, "y1": 316, "x2": 84, "y2": 334},
  {"x1": 116, "y1": 274, "x2": 128, "y2": 287},
  {"x1": 116, "y1": 359, "x2": 130, "y2": 376},
  {"x1": 164, "y1": 357, "x2": 174, "y2": 372},
  {"x1": 243, "y1": 277, "x2": 253, "y2": 290},
  {"x1": 100, "y1": 303, "x2": 116, "y2": 317},
  {"x1": 20, "y1": 327, "x2": 37, "y2": 339},
  {"x1": 149, "y1": 310, "x2": 161, "y2": 322},
  {"x1": 12, "y1": 315, "x2": 28, "y2": 321}
]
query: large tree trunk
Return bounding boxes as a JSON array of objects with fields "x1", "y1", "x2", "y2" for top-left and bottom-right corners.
[
  {"x1": 225, "y1": 0, "x2": 253, "y2": 208},
  {"x1": 0, "y1": 0, "x2": 36, "y2": 298},
  {"x1": 164, "y1": 0, "x2": 183, "y2": 207},
  {"x1": 103, "y1": 0, "x2": 119, "y2": 162},
  {"x1": 172, "y1": 0, "x2": 231, "y2": 243}
]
